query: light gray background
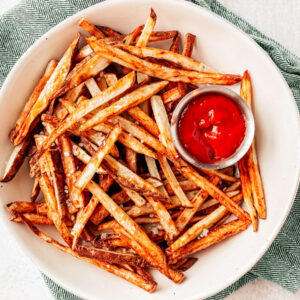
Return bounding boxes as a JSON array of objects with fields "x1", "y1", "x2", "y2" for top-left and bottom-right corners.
[{"x1": 0, "y1": 0, "x2": 299, "y2": 299}]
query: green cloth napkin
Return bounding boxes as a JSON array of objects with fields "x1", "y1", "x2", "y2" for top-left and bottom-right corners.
[{"x1": 0, "y1": 0, "x2": 299, "y2": 299}]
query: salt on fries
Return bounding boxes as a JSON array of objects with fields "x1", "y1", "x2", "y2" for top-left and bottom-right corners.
[{"x1": 1, "y1": 9, "x2": 265, "y2": 293}]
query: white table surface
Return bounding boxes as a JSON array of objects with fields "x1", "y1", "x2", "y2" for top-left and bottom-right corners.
[{"x1": 0, "y1": 0, "x2": 299, "y2": 299}]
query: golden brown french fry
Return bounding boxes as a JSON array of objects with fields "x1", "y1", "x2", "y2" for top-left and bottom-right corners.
[
  {"x1": 1, "y1": 136, "x2": 31, "y2": 182},
  {"x1": 127, "y1": 106, "x2": 160, "y2": 137},
  {"x1": 30, "y1": 179, "x2": 40, "y2": 202},
  {"x1": 123, "y1": 188, "x2": 146, "y2": 207},
  {"x1": 167, "y1": 219, "x2": 251, "y2": 264},
  {"x1": 76, "y1": 123, "x2": 122, "y2": 190},
  {"x1": 158, "y1": 154, "x2": 192, "y2": 208},
  {"x1": 9, "y1": 60, "x2": 57, "y2": 144},
  {"x1": 125, "y1": 148, "x2": 137, "y2": 173},
  {"x1": 104, "y1": 73, "x2": 118, "y2": 87},
  {"x1": 33, "y1": 71, "x2": 135, "y2": 163},
  {"x1": 169, "y1": 33, "x2": 180, "y2": 53},
  {"x1": 241, "y1": 70, "x2": 266, "y2": 219},
  {"x1": 57, "y1": 135, "x2": 85, "y2": 210},
  {"x1": 238, "y1": 153, "x2": 258, "y2": 231},
  {"x1": 182, "y1": 33, "x2": 196, "y2": 57},
  {"x1": 198, "y1": 168, "x2": 238, "y2": 183},
  {"x1": 92, "y1": 237, "x2": 130, "y2": 250},
  {"x1": 79, "y1": 80, "x2": 168, "y2": 132},
  {"x1": 161, "y1": 86, "x2": 186, "y2": 104},
  {"x1": 103, "y1": 155, "x2": 168, "y2": 201},
  {"x1": 174, "y1": 159, "x2": 250, "y2": 223},
  {"x1": 7, "y1": 201, "x2": 39, "y2": 214},
  {"x1": 166, "y1": 189, "x2": 243, "y2": 253},
  {"x1": 78, "y1": 18, "x2": 105, "y2": 39},
  {"x1": 10, "y1": 213, "x2": 54, "y2": 225},
  {"x1": 12, "y1": 36, "x2": 80, "y2": 146},
  {"x1": 164, "y1": 179, "x2": 198, "y2": 195},
  {"x1": 75, "y1": 244, "x2": 147, "y2": 267},
  {"x1": 20, "y1": 215, "x2": 157, "y2": 293},
  {"x1": 85, "y1": 77, "x2": 103, "y2": 96},
  {"x1": 39, "y1": 173, "x2": 73, "y2": 246},
  {"x1": 99, "y1": 26, "x2": 122, "y2": 38},
  {"x1": 87, "y1": 37, "x2": 242, "y2": 85},
  {"x1": 123, "y1": 25, "x2": 144, "y2": 46},
  {"x1": 136, "y1": 9, "x2": 156, "y2": 47},
  {"x1": 119, "y1": 44, "x2": 214, "y2": 73},
  {"x1": 151, "y1": 95, "x2": 178, "y2": 157},
  {"x1": 175, "y1": 177, "x2": 220, "y2": 233}
]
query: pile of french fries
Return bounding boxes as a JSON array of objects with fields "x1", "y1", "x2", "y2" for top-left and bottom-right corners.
[{"x1": 1, "y1": 9, "x2": 266, "y2": 292}]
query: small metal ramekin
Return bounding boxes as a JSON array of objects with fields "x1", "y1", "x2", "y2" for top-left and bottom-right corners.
[{"x1": 170, "y1": 86, "x2": 255, "y2": 170}]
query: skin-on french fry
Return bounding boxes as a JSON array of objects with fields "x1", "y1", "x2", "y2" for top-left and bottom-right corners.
[
  {"x1": 166, "y1": 190, "x2": 244, "y2": 253},
  {"x1": 103, "y1": 155, "x2": 168, "y2": 201},
  {"x1": 9, "y1": 60, "x2": 58, "y2": 144},
  {"x1": 99, "y1": 26, "x2": 122, "y2": 38},
  {"x1": 39, "y1": 173, "x2": 73, "y2": 246},
  {"x1": 79, "y1": 80, "x2": 168, "y2": 132},
  {"x1": 164, "y1": 179, "x2": 198, "y2": 195},
  {"x1": 126, "y1": 106, "x2": 160, "y2": 137},
  {"x1": 167, "y1": 219, "x2": 251, "y2": 264},
  {"x1": 238, "y1": 152, "x2": 258, "y2": 231},
  {"x1": 158, "y1": 154, "x2": 192, "y2": 208},
  {"x1": 32, "y1": 71, "x2": 135, "y2": 163},
  {"x1": 119, "y1": 44, "x2": 215, "y2": 73},
  {"x1": 161, "y1": 86, "x2": 186, "y2": 104},
  {"x1": 198, "y1": 167, "x2": 238, "y2": 183},
  {"x1": 10, "y1": 213, "x2": 54, "y2": 225},
  {"x1": 87, "y1": 36, "x2": 242, "y2": 85},
  {"x1": 1, "y1": 135, "x2": 31, "y2": 182},
  {"x1": 6, "y1": 201, "x2": 40, "y2": 214},
  {"x1": 136, "y1": 9, "x2": 156, "y2": 47},
  {"x1": 173, "y1": 159, "x2": 250, "y2": 223},
  {"x1": 241, "y1": 71, "x2": 266, "y2": 219},
  {"x1": 76, "y1": 123, "x2": 122, "y2": 190},
  {"x1": 12, "y1": 36, "x2": 80, "y2": 146},
  {"x1": 125, "y1": 148, "x2": 137, "y2": 173},
  {"x1": 20, "y1": 214, "x2": 157, "y2": 293},
  {"x1": 78, "y1": 18, "x2": 105, "y2": 39},
  {"x1": 30, "y1": 179, "x2": 40, "y2": 202},
  {"x1": 86, "y1": 181, "x2": 182, "y2": 282},
  {"x1": 58, "y1": 134, "x2": 85, "y2": 210},
  {"x1": 169, "y1": 33, "x2": 180, "y2": 53},
  {"x1": 75, "y1": 244, "x2": 147, "y2": 267},
  {"x1": 175, "y1": 177, "x2": 220, "y2": 233}
]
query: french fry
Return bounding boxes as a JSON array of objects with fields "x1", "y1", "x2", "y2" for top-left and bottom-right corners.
[
  {"x1": 123, "y1": 188, "x2": 146, "y2": 207},
  {"x1": 12, "y1": 36, "x2": 80, "y2": 146},
  {"x1": 161, "y1": 86, "x2": 186, "y2": 104},
  {"x1": 30, "y1": 179, "x2": 40, "y2": 202},
  {"x1": 167, "y1": 219, "x2": 251, "y2": 264},
  {"x1": 104, "y1": 73, "x2": 118, "y2": 87},
  {"x1": 76, "y1": 123, "x2": 121, "y2": 190},
  {"x1": 57, "y1": 135, "x2": 84, "y2": 211},
  {"x1": 238, "y1": 153, "x2": 258, "y2": 231},
  {"x1": 7, "y1": 201, "x2": 39, "y2": 214},
  {"x1": 158, "y1": 154, "x2": 192, "y2": 207},
  {"x1": 175, "y1": 177, "x2": 220, "y2": 233},
  {"x1": 166, "y1": 189, "x2": 243, "y2": 253},
  {"x1": 125, "y1": 148, "x2": 137, "y2": 173},
  {"x1": 78, "y1": 18, "x2": 105, "y2": 39},
  {"x1": 10, "y1": 213, "x2": 54, "y2": 225},
  {"x1": 87, "y1": 37, "x2": 242, "y2": 85},
  {"x1": 123, "y1": 25, "x2": 144, "y2": 46},
  {"x1": 126, "y1": 106, "x2": 160, "y2": 137},
  {"x1": 75, "y1": 244, "x2": 147, "y2": 267},
  {"x1": 20, "y1": 215, "x2": 157, "y2": 293},
  {"x1": 198, "y1": 168, "x2": 238, "y2": 183},
  {"x1": 174, "y1": 159, "x2": 250, "y2": 223},
  {"x1": 99, "y1": 26, "x2": 122, "y2": 38},
  {"x1": 39, "y1": 173, "x2": 73, "y2": 246},
  {"x1": 1, "y1": 135, "x2": 31, "y2": 182},
  {"x1": 136, "y1": 9, "x2": 156, "y2": 47},
  {"x1": 79, "y1": 80, "x2": 168, "y2": 132},
  {"x1": 32, "y1": 71, "x2": 135, "y2": 162},
  {"x1": 241, "y1": 71, "x2": 266, "y2": 219},
  {"x1": 119, "y1": 44, "x2": 215, "y2": 73},
  {"x1": 85, "y1": 77, "x2": 103, "y2": 96},
  {"x1": 182, "y1": 33, "x2": 196, "y2": 58},
  {"x1": 169, "y1": 33, "x2": 180, "y2": 53},
  {"x1": 9, "y1": 60, "x2": 57, "y2": 144}
]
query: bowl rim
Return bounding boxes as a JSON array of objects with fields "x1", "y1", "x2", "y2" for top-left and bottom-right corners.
[
  {"x1": 171, "y1": 86, "x2": 255, "y2": 169},
  {"x1": 0, "y1": 0, "x2": 299, "y2": 299}
]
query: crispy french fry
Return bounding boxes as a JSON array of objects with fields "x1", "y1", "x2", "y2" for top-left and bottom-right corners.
[
  {"x1": 174, "y1": 159, "x2": 250, "y2": 223},
  {"x1": 127, "y1": 106, "x2": 160, "y2": 137},
  {"x1": 33, "y1": 71, "x2": 135, "y2": 163},
  {"x1": 175, "y1": 176, "x2": 220, "y2": 233},
  {"x1": 12, "y1": 36, "x2": 80, "y2": 146},
  {"x1": 1, "y1": 135, "x2": 31, "y2": 182},
  {"x1": 125, "y1": 148, "x2": 137, "y2": 173},
  {"x1": 166, "y1": 189, "x2": 243, "y2": 253},
  {"x1": 241, "y1": 71, "x2": 266, "y2": 219},
  {"x1": 78, "y1": 18, "x2": 105, "y2": 39},
  {"x1": 10, "y1": 213, "x2": 54, "y2": 225},
  {"x1": 238, "y1": 153, "x2": 258, "y2": 231},
  {"x1": 30, "y1": 179, "x2": 40, "y2": 202},
  {"x1": 58, "y1": 134, "x2": 85, "y2": 210},
  {"x1": 20, "y1": 215, "x2": 157, "y2": 293},
  {"x1": 87, "y1": 37, "x2": 242, "y2": 85},
  {"x1": 182, "y1": 33, "x2": 196, "y2": 58},
  {"x1": 136, "y1": 9, "x2": 156, "y2": 47},
  {"x1": 169, "y1": 33, "x2": 180, "y2": 53},
  {"x1": 123, "y1": 25, "x2": 144, "y2": 46},
  {"x1": 198, "y1": 168, "x2": 238, "y2": 183},
  {"x1": 9, "y1": 60, "x2": 57, "y2": 144},
  {"x1": 104, "y1": 73, "x2": 118, "y2": 87},
  {"x1": 76, "y1": 123, "x2": 121, "y2": 190},
  {"x1": 161, "y1": 86, "x2": 186, "y2": 104},
  {"x1": 79, "y1": 80, "x2": 168, "y2": 132},
  {"x1": 119, "y1": 44, "x2": 214, "y2": 73},
  {"x1": 99, "y1": 26, "x2": 122, "y2": 38}
]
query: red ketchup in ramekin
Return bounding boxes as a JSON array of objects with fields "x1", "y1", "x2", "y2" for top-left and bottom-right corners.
[{"x1": 177, "y1": 92, "x2": 246, "y2": 164}]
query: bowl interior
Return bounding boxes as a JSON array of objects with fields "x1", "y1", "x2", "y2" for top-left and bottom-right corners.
[{"x1": 0, "y1": 0, "x2": 299, "y2": 299}]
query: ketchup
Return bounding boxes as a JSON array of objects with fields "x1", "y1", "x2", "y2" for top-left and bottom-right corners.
[{"x1": 178, "y1": 93, "x2": 246, "y2": 164}]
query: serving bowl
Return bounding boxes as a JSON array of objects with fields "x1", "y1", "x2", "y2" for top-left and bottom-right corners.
[{"x1": 0, "y1": 0, "x2": 299, "y2": 299}]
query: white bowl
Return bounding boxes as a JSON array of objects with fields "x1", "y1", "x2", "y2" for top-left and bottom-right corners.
[{"x1": 0, "y1": 0, "x2": 299, "y2": 299}]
